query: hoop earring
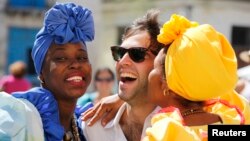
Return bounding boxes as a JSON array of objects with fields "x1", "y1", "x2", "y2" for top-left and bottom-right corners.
[{"x1": 163, "y1": 89, "x2": 168, "y2": 96}]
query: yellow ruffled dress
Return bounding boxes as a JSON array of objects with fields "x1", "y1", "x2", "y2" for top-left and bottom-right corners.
[{"x1": 143, "y1": 100, "x2": 245, "y2": 141}]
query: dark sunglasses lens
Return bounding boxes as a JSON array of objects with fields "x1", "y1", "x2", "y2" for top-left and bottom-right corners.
[
  {"x1": 129, "y1": 48, "x2": 147, "y2": 62},
  {"x1": 111, "y1": 47, "x2": 126, "y2": 61}
]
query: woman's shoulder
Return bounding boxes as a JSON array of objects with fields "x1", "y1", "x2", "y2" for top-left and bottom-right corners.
[
  {"x1": 0, "y1": 91, "x2": 44, "y2": 141},
  {"x1": 144, "y1": 107, "x2": 201, "y2": 141},
  {"x1": 204, "y1": 99, "x2": 245, "y2": 124},
  {"x1": 11, "y1": 87, "x2": 65, "y2": 140}
]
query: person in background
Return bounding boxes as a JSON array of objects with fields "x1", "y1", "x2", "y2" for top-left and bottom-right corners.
[
  {"x1": 236, "y1": 50, "x2": 250, "y2": 101},
  {"x1": 77, "y1": 68, "x2": 115, "y2": 106},
  {"x1": 0, "y1": 3, "x2": 94, "y2": 141},
  {"x1": 0, "y1": 61, "x2": 31, "y2": 93}
]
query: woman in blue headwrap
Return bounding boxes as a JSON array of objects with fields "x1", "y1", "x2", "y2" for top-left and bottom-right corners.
[{"x1": 0, "y1": 3, "x2": 94, "y2": 141}]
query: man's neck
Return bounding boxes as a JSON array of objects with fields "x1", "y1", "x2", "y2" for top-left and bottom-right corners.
[
  {"x1": 119, "y1": 102, "x2": 156, "y2": 141},
  {"x1": 125, "y1": 102, "x2": 156, "y2": 124},
  {"x1": 57, "y1": 100, "x2": 76, "y2": 131}
]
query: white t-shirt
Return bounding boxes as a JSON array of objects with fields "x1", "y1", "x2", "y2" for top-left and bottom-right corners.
[{"x1": 82, "y1": 103, "x2": 161, "y2": 141}]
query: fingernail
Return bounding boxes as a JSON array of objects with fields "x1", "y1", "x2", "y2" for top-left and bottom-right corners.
[
  {"x1": 87, "y1": 122, "x2": 91, "y2": 126},
  {"x1": 102, "y1": 121, "x2": 106, "y2": 126},
  {"x1": 88, "y1": 120, "x2": 92, "y2": 126}
]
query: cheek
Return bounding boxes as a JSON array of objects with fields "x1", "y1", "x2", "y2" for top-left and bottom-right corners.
[
  {"x1": 108, "y1": 82, "x2": 114, "y2": 87},
  {"x1": 43, "y1": 61, "x2": 62, "y2": 81},
  {"x1": 153, "y1": 76, "x2": 161, "y2": 90},
  {"x1": 115, "y1": 62, "x2": 120, "y2": 78},
  {"x1": 83, "y1": 63, "x2": 91, "y2": 73},
  {"x1": 140, "y1": 63, "x2": 154, "y2": 81},
  {"x1": 96, "y1": 82, "x2": 103, "y2": 88},
  {"x1": 115, "y1": 62, "x2": 119, "y2": 72},
  {"x1": 49, "y1": 62, "x2": 57, "y2": 72},
  {"x1": 148, "y1": 70, "x2": 163, "y2": 104},
  {"x1": 82, "y1": 63, "x2": 92, "y2": 82},
  {"x1": 148, "y1": 70, "x2": 162, "y2": 97}
]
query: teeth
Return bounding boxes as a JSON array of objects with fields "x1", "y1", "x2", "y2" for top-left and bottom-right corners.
[
  {"x1": 66, "y1": 76, "x2": 82, "y2": 81},
  {"x1": 120, "y1": 73, "x2": 137, "y2": 79}
]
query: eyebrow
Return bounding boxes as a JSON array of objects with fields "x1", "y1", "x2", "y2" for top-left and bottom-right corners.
[
  {"x1": 54, "y1": 47, "x2": 65, "y2": 51},
  {"x1": 51, "y1": 47, "x2": 87, "y2": 54},
  {"x1": 78, "y1": 49, "x2": 87, "y2": 54}
]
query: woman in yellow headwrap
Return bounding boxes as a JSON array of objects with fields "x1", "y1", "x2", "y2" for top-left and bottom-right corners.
[
  {"x1": 144, "y1": 14, "x2": 249, "y2": 141},
  {"x1": 80, "y1": 13, "x2": 250, "y2": 141}
]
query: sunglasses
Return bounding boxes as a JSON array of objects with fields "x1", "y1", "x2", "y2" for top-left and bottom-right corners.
[
  {"x1": 111, "y1": 46, "x2": 152, "y2": 63},
  {"x1": 95, "y1": 78, "x2": 113, "y2": 82}
]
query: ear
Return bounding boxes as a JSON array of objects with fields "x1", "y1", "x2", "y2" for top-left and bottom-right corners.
[
  {"x1": 161, "y1": 78, "x2": 170, "y2": 96},
  {"x1": 161, "y1": 78, "x2": 167, "y2": 91}
]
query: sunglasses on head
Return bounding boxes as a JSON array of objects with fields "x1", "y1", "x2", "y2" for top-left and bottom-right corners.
[
  {"x1": 111, "y1": 46, "x2": 152, "y2": 63},
  {"x1": 95, "y1": 78, "x2": 113, "y2": 82}
]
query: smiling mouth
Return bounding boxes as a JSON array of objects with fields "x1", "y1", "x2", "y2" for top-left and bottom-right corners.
[
  {"x1": 120, "y1": 73, "x2": 137, "y2": 83},
  {"x1": 66, "y1": 76, "x2": 85, "y2": 82}
]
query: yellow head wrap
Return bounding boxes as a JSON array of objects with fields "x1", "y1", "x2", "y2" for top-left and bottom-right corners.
[{"x1": 158, "y1": 14, "x2": 238, "y2": 101}]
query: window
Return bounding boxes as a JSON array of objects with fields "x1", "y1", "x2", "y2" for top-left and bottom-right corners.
[
  {"x1": 117, "y1": 26, "x2": 127, "y2": 45},
  {"x1": 7, "y1": 27, "x2": 40, "y2": 86},
  {"x1": 232, "y1": 26, "x2": 250, "y2": 46},
  {"x1": 103, "y1": 0, "x2": 135, "y2": 3},
  {"x1": 231, "y1": 26, "x2": 250, "y2": 68},
  {"x1": 8, "y1": 0, "x2": 46, "y2": 9},
  {"x1": 27, "y1": 48, "x2": 36, "y2": 75}
]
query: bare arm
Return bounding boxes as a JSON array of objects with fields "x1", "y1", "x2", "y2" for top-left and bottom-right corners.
[{"x1": 81, "y1": 94, "x2": 124, "y2": 126}]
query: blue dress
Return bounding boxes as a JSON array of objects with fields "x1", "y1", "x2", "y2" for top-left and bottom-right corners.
[{"x1": 12, "y1": 87, "x2": 89, "y2": 141}]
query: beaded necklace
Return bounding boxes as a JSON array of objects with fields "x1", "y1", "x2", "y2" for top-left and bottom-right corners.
[
  {"x1": 181, "y1": 108, "x2": 205, "y2": 117},
  {"x1": 63, "y1": 115, "x2": 80, "y2": 141}
]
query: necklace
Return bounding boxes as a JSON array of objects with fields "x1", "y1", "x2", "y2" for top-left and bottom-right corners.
[
  {"x1": 63, "y1": 115, "x2": 80, "y2": 141},
  {"x1": 181, "y1": 108, "x2": 205, "y2": 117}
]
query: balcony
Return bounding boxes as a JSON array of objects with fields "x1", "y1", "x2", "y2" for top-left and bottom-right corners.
[{"x1": 4, "y1": 0, "x2": 54, "y2": 16}]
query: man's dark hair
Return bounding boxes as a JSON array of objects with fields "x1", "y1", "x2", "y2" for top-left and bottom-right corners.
[{"x1": 122, "y1": 9, "x2": 164, "y2": 55}]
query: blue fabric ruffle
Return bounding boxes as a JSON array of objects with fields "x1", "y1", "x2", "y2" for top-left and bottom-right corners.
[
  {"x1": 32, "y1": 3, "x2": 95, "y2": 74},
  {"x1": 75, "y1": 102, "x2": 94, "y2": 119},
  {"x1": 12, "y1": 87, "x2": 64, "y2": 141}
]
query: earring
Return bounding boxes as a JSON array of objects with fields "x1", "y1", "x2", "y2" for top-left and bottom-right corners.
[{"x1": 163, "y1": 89, "x2": 168, "y2": 96}]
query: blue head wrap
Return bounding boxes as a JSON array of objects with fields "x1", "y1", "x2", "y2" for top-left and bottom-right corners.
[{"x1": 32, "y1": 3, "x2": 95, "y2": 74}]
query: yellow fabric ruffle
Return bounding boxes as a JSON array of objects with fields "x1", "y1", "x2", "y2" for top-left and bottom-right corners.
[
  {"x1": 144, "y1": 101, "x2": 243, "y2": 141},
  {"x1": 217, "y1": 91, "x2": 250, "y2": 124},
  {"x1": 157, "y1": 14, "x2": 199, "y2": 45},
  {"x1": 144, "y1": 107, "x2": 200, "y2": 141},
  {"x1": 144, "y1": 116, "x2": 200, "y2": 141}
]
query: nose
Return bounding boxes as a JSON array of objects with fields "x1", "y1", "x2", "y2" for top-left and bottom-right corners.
[
  {"x1": 68, "y1": 58, "x2": 82, "y2": 69},
  {"x1": 118, "y1": 52, "x2": 132, "y2": 67}
]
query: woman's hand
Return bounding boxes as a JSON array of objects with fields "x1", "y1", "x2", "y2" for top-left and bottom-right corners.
[{"x1": 81, "y1": 94, "x2": 124, "y2": 126}]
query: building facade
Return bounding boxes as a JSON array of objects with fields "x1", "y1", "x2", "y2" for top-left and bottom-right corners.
[{"x1": 1, "y1": 0, "x2": 250, "y2": 90}]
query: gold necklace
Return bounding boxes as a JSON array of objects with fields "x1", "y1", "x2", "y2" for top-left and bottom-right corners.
[
  {"x1": 63, "y1": 115, "x2": 80, "y2": 141},
  {"x1": 181, "y1": 108, "x2": 205, "y2": 117}
]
